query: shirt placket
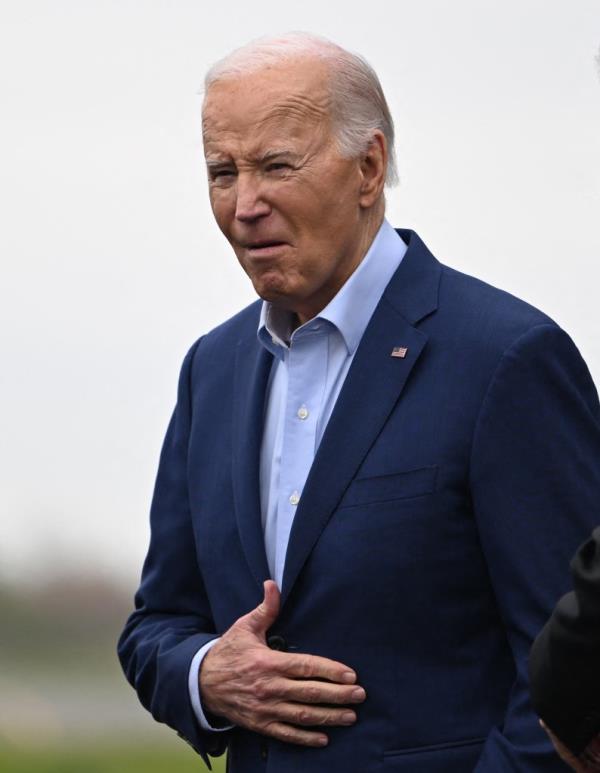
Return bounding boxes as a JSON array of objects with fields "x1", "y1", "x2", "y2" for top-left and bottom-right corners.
[{"x1": 274, "y1": 327, "x2": 328, "y2": 586}]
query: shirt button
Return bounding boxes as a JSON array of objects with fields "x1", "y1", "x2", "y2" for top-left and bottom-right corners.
[
  {"x1": 297, "y1": 405, "x2": 309, "y2": 420},
  {"x1": 289, "y1": 491, "x2": 300, "y2": 506}
]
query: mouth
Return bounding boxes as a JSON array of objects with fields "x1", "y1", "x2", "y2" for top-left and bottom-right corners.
[{"x1": 243, "y1": 240, "x2": 289, "y2": 256}]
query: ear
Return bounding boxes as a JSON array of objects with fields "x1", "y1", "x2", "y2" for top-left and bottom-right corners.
[{"x1": 358, "y1": 130, "x2": 387, "y2": 208}]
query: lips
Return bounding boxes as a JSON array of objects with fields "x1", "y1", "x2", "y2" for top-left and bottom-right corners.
[
  {"x1": 246, "y1": 240, "x2": 287, "y2": 249},
  {"x1": 243, "y1": 240, "x2": 289, "y2": 258}
]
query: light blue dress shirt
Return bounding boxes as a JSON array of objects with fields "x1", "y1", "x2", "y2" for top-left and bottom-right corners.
[
  {"x1": 257, "y1": 220, "x2": 407, "y2": 587},
  {"x1": 188, "y1": 219, "x2": 407, "y2": 730}
]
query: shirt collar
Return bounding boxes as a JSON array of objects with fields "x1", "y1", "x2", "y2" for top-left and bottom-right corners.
[{"x1": 258, "y1": 219, "x2": 407, "y2": 358}]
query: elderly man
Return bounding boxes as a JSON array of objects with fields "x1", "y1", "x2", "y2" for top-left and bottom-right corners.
[{"x1": 118, "y1": 33, "x2": 600, "y2": 772}]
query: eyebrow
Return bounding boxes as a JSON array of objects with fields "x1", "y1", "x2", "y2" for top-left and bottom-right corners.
[
  {"x1": 205, "y1": 150, "x2": 299, "y2": 169},
  {"x1": 205, "y1": 158, "x2": 233, "y2": 170},
  {"x1": 257, "y1": 150, "x2": 298, "y2": 164}
]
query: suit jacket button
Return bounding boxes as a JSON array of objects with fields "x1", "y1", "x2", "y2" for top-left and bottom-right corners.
[{"x1": 267, "y1": 634, "x2": 287, "y2": 651}]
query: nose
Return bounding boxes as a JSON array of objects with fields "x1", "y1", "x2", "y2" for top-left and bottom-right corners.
[{"x1": 234, "y1": 173, "x2": 271, "y2": 222}]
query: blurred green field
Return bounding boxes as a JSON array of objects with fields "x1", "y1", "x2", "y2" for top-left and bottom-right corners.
[
  {"x1": 0, "y1": 743, "x2": 226, "y2": 773},
  {"x1": 0, "y1": 577, "x2": 229, "y2": 773}
]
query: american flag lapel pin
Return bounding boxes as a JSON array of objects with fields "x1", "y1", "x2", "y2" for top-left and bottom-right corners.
[{"x1": 391, "y1": 346, "x2": 408, "y2": 359}]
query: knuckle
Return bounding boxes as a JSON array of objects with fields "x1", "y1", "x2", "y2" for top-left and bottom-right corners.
[
  {"x1": 253, "y1": 651, "x2": 274, "y2": 673},
  {"x1": 253, "y1": 680, "x2": 272, "y2": 701},
  {"x1": 299, "y1": 657, "x2": 314, "y2": 678},
  {"x1": 304, "y1": 685, "x2": 321, "y2": 703},
  {"x1": 336, "y1": 687, "x2": 351, "y2": 703},
  {"x1": 296, "y1": 708, "x2": 313, "y2": 726},
  {"x1": 281, "y1": 727, "x2": 297, "y2": 743},
  {"x1": 331, "y1": 709, "x2": 349, "y2": 725},
  {"x1": 262, "y1": 719, "x2": 278, "y2": 737},
  {"x1": 246, "y1": 716, "x2": 262, "y2": 733}
]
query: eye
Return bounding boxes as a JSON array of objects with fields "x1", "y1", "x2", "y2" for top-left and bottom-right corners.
[
  {"x1": 209, "y1": 168, "x2": 236, "y2": 185},
  {"x1": 265, "y1": 162, "x2": 292, "y2": 175}
]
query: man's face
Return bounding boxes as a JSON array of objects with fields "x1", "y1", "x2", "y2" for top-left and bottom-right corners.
[{"x1": 202, "y1": 59, "x2": 376, "y2": 323}]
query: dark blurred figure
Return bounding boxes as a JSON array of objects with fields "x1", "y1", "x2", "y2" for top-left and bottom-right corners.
[{"x1": 530, "y1": 527, "x2": 600, "y2": 771}]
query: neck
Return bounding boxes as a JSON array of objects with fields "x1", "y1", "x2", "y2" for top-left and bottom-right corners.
[{"x1": 292, "y1": 203, "x2": 386, "y2": 327}]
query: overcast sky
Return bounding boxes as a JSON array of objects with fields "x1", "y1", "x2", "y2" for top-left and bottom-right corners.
[{"x1": 1, "y1": 0, "x2": 599, "y2": 585}]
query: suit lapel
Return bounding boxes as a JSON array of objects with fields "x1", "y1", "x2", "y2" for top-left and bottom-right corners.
[
  {"x1": 280, "y1": 230, "x2": 441, "y2": 605},
  {"x1": 232, "y1": 329, "x2": 273, "y2": 590}
]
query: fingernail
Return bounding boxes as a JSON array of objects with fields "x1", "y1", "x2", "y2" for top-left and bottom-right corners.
[
  {"x1": 342, "y1": 712, "x2": 356, "y2": 724},
  {"x1": 342, "y1": 671, "x2": 356, "y2": 684},
  {"x1": 352, "y1": 687, "x2": 366, "y2": 700},
  {"x1": 317, "y1": 735, "x2": 328, "y2": 746}
]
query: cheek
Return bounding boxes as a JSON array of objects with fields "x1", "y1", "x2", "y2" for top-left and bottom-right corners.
[
  {"x1": 234, "y1": 253, "x2": 252, "y2": 279},
  {"x1": 209, "y1": 192, "x2": 235, "y2": 232}
]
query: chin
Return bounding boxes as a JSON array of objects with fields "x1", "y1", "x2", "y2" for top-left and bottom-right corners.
[
  {"x1": 255, "y1": 286, "x2": 289, "y2": 305},
  {"x1": 251, "y1": 274, "x2": 291, "y2": 302}
]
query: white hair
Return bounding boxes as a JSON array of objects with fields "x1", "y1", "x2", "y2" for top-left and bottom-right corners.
[{"x1": 204, "y1": 32, "x2": 398, "y2": 186}]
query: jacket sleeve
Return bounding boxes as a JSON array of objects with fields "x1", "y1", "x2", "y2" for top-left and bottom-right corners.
[
  {"x1": 117, "y1": 339, "x2": 229, "y2": 766},
  {"x1": 469, "y1": 323, "x2": 600, "y2": 771},
  {"x1": 529, "y1": 526, "x2": 600, "y2": 754}
]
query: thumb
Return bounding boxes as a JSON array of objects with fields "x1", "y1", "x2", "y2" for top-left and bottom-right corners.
[{"x1": 243, "y1": 580, "x2": 280, "y2": 636}]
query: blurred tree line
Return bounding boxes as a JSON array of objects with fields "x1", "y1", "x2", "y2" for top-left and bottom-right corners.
[
  {"x1": 0, "y1": 574, "x2": 223, "y2": 772},
  {"x1": 1, "y1": 574, "x2": 129, "y2": 673}
]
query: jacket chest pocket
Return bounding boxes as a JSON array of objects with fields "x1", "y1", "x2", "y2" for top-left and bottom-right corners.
[{"x1": 340, "y1": 465, "x2": 438, "y2": 509}]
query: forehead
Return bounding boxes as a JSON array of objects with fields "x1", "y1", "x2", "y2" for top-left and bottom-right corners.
[{"x1": 202, "y1": 59, "x2": 333, "y2": 153}]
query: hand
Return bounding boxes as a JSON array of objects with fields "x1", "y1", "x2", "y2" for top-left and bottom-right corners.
[
  {"x1": 199, "y1": 580, "x2": 366, "y2": 747},
  {"x1": 541, "y1": 721, "x2": 600, "y2": 771}
]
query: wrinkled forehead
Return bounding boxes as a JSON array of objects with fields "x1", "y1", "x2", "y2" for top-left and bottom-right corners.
[{"x1": 202, "y1": 59, "x2": 334, "y2": 143}]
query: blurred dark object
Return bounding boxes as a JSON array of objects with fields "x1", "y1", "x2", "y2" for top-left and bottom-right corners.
[{"x1": 530, "y1": 526, "x2": 600, "y2": 756}]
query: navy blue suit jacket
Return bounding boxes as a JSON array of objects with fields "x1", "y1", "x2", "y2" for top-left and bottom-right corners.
[{"x1": 119, "y1": 230, "x2": 600, "y2": 772}]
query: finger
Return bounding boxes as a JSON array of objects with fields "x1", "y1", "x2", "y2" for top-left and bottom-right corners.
[
  {"x1": 280, "y1": 652, "x2": 358, "y2": 684},
  {"x1": 264, "y1": 721, "x2": 328, "y2": 748},
  {"x1": 274, "y1": 702, "x2": 357, "y2": 727},
  {"x1": 241, "y1": 580, "x2": 281, "y2": 636},
  {"x1": 276, "y1": 678, "x2": 366, "y2": 705},
  {"x1": 544, "y1": 727, "x2": 584, "y2": 770}
]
